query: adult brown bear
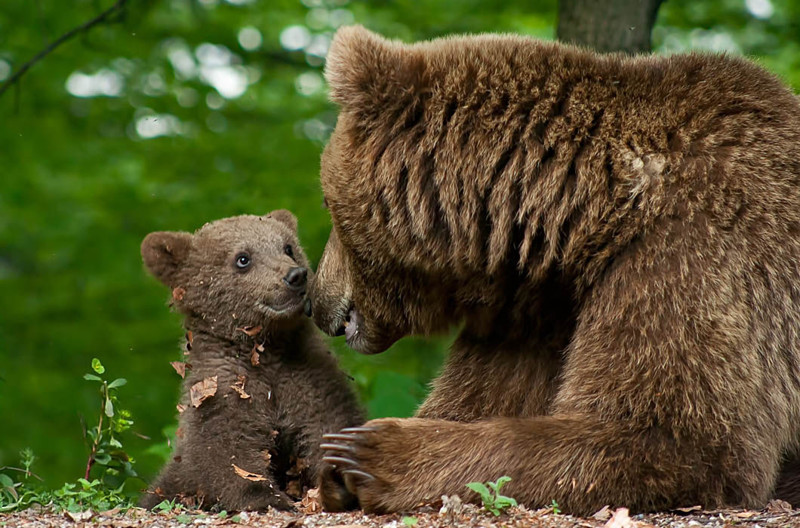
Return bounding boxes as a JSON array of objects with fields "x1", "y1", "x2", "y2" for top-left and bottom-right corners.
[{"x1": 311, "y1": 26, "x2": 800, "y2": 515}]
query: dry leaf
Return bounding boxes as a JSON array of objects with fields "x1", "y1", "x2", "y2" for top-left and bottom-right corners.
[
  {"x1": 299, "y1": 487, "x2": 321, "y2": 514},
  {"x1": 237, "y1": 325, "x2": 263, "y2": 337},
  {"x1": 286, "y1": 479, "x2": 302, "y2": 499},
  {"x1": 172, "y1": 287, "x2": 186, "y2": 302},
  {"x1": 232, "y1": 463, "x2": 267, "y2": 482},
  {"x1": 190, "y1": 376, "x2": 218, "y2": 407},
  {"x1": 231, "y1": 375, "x2": 251, "y2": 399},
  {"x1": 65, "y1": 510, "x2": 93, "y2": 522},
  {"x1": 170, "y1": 361, "x2": 189, "y2": 378},
  {"x1": 592, "y1": 505, "x2": 612, "y2": 520},
  {"x1": 604, "y1": 507, "x2": 632, "y2": 528},
  {"x1": 767, "y1": 499, "x2": 793, "y2": 513},
  {"x1": 734, "y1": 511, "x2": 758, "y2": 519},
  {"x1": 673, "y1": 505, "x2": 702, "y2": 514},
  {"x1": 261, "y1": 449, "x2": 272, "y2": 466},
  {"x1": 176, "y1": 403, "x2": 187, "y2": 414},
  {"x1": 250, "y1": 345, "x2": 261, "y2": 366}
]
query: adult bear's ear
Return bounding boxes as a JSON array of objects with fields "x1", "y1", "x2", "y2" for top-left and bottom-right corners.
[
  {"x1": 141, "y1": 231, "x2": 193, "y2": 288},
  {"x1": 266, "y1": 209, "x2": 297, "y2": 232},
  {"x1": 325, "y1": 25, "x2": 423, "y2": 110}
]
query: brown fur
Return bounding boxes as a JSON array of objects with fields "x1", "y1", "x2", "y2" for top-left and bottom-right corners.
[
  {"x1": 139, "y1": 212, "x2": 363, "y2": 511},
  {"x1": 310, "y1": 26, "x2": 800, "y2": 515}
]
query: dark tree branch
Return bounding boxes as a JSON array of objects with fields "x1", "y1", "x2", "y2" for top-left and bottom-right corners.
[
  {"x1": 557, "y1": 0, "x2": 665, "y2": 54},
  {"x1": 0, "y1": 0, "x2": 129, "y2": 99}
]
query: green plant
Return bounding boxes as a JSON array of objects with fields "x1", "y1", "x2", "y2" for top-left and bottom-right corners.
[
  {"x1": 50, "y1": 478, "x2": 129, "y2": 512},
  {"x1": 82, "y1": 358, "x2": 137, "y2": 487},
  {"x1": 466, "y1": 476, "x2": 518, "y2": 516},
  {"x1": 550, "y1": 499, "x2": 561, "y2": 514},
  {"x1": 0, "y1": 359, "x2": 140, "y2": 513},
  {"x1": 154, "y1": 498, "x2": 183, "y2": 512},
  {"x1": 0, "y1": 449, "x2": 42, "y2": 512},
  {"x1": 402, "y1": 516, "x2": 419, "y2": 526}
]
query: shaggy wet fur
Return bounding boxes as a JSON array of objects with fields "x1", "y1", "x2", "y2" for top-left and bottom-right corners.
[
  {"x1": 139, "y1": 212, "x2": 363, "y2": 511},
  {"x1": 310, "y1": 27, "x2": 800, "y2": 514}
]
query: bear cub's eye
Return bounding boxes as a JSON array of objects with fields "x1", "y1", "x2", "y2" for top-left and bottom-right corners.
[
  {"x1": 235, "y1": 252, "x2": 251, "y2": 270},
  {"x1": 284, "y1": 244, "x2": 295, "y2": 259}
]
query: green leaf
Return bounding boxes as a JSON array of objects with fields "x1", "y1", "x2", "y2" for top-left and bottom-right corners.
[
  {"x1": 83, "y1": 374, "x2": 102, "y2": 382},
  {"x1": 154, "y1": 499, "x2": 174, "y2": 512},
  {"x1": 402, "y1": 516, "x2": 418, "y2": 526},
  {"x1": 105, "y1": 398, "x2": 114, "y2": 417},
  {"x1": 91, "y1": 358, "x2": 105, "y2": 374},
  {"x1": 495, "y1": 495, "x2": 517, "y2": 507},
  {"x1": 0, "y1": 474, "x2": 15, "y2": 488},
  {"x1": 108, "y1": 378, "x2": 127, "y2": 389},
  {"x1": 466, "y1": 481, "x2": 491, "y2": 499},
  {"x1": 494, "y1": 476, "x2": 511, "y2": 491}
]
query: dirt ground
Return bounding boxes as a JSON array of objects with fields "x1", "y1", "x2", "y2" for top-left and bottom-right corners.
[{"x1": 3, "y1": 498, "x2": 800, "y2": 528}]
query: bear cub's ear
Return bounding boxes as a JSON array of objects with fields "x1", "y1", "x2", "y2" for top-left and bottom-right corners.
[
  {"x1": 141, "y1": 231, "x2": 193, "y2": 288},
  {"x1": 266, "y1": 209, "x2": 298, "y2": 232}
]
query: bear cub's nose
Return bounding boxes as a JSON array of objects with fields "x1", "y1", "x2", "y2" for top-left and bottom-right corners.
[{"x1": 283, "y1": 267, "x2": 307, "y2": 291}]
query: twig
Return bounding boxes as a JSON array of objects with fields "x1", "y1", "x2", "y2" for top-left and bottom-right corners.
[
  {"x1": 0, "y1": 467, "x2": 44, "y2": 482},
  {"x1": 0, "y1": 0, "x2": 129, "y2": 99},
  {"x1": 84, "y1": 381, "x2": 108, "y2": 480}
]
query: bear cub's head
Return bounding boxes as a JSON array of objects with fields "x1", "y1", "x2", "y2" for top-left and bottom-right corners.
[{"x1": 141, "y1": 210, "x2": 312, "y2": 337}]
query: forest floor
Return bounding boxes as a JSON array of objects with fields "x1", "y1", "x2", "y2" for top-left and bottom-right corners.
[{"x1": 4, "y1": 498, "x2": 800, "y2": 528}]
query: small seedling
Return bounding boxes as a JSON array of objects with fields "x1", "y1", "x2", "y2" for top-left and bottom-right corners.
[
  {"x1": 466, "y1": 476, "x2": 518, "y2": 516},
  {"x1": 550, "y1": 499, "x2": 561, "y2": 514},
  {"x1": 154, "y1": 498, "x2": 183, "y2": 512},
  {"x1": 82, "y1": 357, "x2": 136, "y2": 487},
  {"x1": 402, "y1": 516, "x2": 419, "y2": 526}
]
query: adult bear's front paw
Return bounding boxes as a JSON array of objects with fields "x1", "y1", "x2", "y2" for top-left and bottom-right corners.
[{"x1": 320, "y1": 418, "x2": 426, "y2": 513}]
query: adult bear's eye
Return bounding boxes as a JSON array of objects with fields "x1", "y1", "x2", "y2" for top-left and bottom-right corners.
[
  {"x1": 284, "y1": 244, "x2": 294, "y2": 260},
  {"x1": 235, "y1": 252, "x2": 251, "y2": 270}
]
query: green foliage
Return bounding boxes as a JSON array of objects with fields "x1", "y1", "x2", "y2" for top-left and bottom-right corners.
[
  {"x1": 466, "y1": 476, "x2": 518, "y2": 516},
  {"x1": 0, "y1": 359, "x2": 138, "y2": 512},
  {"x1": 153, "y1": 498, "x2": 183, "y2": 512},
  {"x1": 48, "y1": 478, "x2": 131, "y2": 512},
  {"x1": 0, "y1": 453, "x2": 133, "y2": 513},
  {"x1": 402, "y1": 516, "x2": 419, "y2": 526},
  {"x1": 0, "y1": 449, "x2": 39, "y2": 512},
  {"x1": 550, "y1": 499, "x2": 561, "y2": 515},
  {"x1": 82, "y1": 358, "x2": 137, "y2": 489}
]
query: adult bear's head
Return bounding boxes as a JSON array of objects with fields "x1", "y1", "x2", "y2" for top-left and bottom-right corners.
[{"x1": 310, "y1": 25, "x2": 482, "y2": 354}]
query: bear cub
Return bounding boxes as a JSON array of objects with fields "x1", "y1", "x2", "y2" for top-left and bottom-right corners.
[{"x1": 138, "y1": 211, "x2": 363, "y2": 511}]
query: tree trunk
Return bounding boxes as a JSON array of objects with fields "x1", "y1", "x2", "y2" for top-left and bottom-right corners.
[{"x1": 557, "y1": 0, "x2": 665, "y2": 54}]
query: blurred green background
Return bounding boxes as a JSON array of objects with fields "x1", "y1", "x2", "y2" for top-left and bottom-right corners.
[{"x1": 1, "y1": 0, "x2": 798, "y2": 492}]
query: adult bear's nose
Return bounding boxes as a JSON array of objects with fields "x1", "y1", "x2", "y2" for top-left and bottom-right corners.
[{"x1": 283, "y1": 267, "x2": 307, "y2": 290}]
